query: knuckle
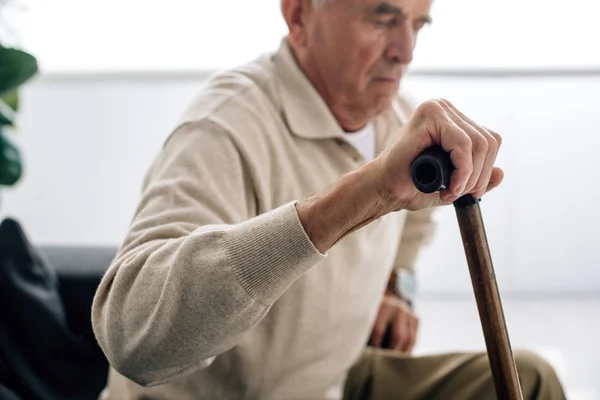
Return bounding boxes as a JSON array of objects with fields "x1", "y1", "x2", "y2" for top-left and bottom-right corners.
[
  {"x1": 491, "y1": 131, "x2": 503, "y2": 147},
  {"x1": 472, "y1": 132, "x2": 489, "y2": 151},
  {"x1": 459, "y1": 133, "x2": 473, "y2": 151},
  {"x1": 437, "y1": 98, "x2": 453, "y2": 108},
  {"x1": 418, "y1": 99, "x2": 445, "y2": 117},
  {"x1": 486, "y1": 132, "x2": 499, "y2": 152}
]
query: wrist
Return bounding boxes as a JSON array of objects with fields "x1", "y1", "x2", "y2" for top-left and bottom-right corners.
[{"x1": 296, "y1": 161, "x2": 401, "y2": 253}]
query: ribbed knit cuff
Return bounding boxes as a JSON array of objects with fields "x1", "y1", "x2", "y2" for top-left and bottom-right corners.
[{"x1": 224, "y1": 202, "x2": 326, "y2": 306}]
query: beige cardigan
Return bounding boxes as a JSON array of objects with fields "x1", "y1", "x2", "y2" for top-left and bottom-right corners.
[{"x1": 92, "y1": 39, "x2": 436, "y2": 400}]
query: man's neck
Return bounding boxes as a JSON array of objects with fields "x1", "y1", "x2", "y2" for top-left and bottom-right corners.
[{"x1": 287, "y1": 40, "x2": 373, "y2": 132}]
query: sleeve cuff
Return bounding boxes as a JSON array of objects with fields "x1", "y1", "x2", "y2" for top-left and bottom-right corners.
[{"x1": 223, "y1": 202, "x2": 326, "y2": 306}]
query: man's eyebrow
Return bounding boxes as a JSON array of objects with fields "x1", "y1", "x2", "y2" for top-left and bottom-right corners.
[
  {"x1": 371, "y1": 2, "x2": 433, "y2": 24},
  {"x1": 372, "y1": 2, "x2": 403, "y2": 16}
]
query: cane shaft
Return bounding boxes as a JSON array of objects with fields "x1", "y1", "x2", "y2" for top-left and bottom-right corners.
[{"x1": 455, "y1": 199, "x2": 523, "y2": 400}]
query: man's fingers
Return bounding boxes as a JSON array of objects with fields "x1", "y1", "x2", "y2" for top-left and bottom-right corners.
[
  {"x1": 439, "y1": 166, "x2": 503, "y2": 204},
  {"x1": 473, "y1": 129, "x2": 500, "y2": 198},
  {"x1": 431, "y1": 116, "x2": 473, "y2": 197},
  {"x1": 439, "y1": 99, "x2": 500, "y2": 197},
  {"x1": 413, "y1": 99, "x2": 472, "y2": 198},
  {"x1": 484, "y1": 167, "x2": 504, "y2": 195},
  {"x1": 381, "y1": 97, "x2": 504, "y2": 211},
  {"x1": 474, "y1": 130, "x2": 502, "y2": 199},
  {"x1": 369, "y1": 307, "x2": 391, "y2": 348},
  {"x1": 369, "y1": 323, "x2": 386, "y2": 348},
  {"x1": 405, "y1": 315, "x2": 419, "y2": 354},
  {"x1": 389, "y1": 309, "x2": 409, "y2": 351},
  {"x1": 439, "y1": 100, "x2": 488, "y2": 195},
  {"x1": 448, "y1": 105, "x2": 502, "y2": 199}
]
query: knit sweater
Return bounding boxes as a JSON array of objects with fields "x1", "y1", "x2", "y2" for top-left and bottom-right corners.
[{"x1": 91, "y1": 38, "x2": 436, "y2": 400}]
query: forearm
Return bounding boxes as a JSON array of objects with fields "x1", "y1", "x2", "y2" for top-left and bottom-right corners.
[{"x1": 296, "y1": 161, "x2": 400, "y2": 253}]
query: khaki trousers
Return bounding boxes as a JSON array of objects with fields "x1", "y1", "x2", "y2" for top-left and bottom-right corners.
[{"x1": 343, "y1": 347, "x2": 566, "y2": 400}]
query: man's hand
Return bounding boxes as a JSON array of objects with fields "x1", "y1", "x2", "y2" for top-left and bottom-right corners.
[
  {"x1": 376, "y1": 98, "x2": 504, "y2": 211},
  {"x1": 296, "y1": 98, "x2": 504, "y2": 253},
  {"x1": 369, "y1": 290, "x2": 419, "y2": 354}
]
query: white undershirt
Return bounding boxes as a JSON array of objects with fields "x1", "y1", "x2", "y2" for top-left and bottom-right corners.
[{"x1": 344, "y1": 122, "x2": 376, "y2": 162}]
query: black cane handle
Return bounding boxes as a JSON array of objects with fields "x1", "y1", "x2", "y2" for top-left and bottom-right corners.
[
  {"x1": 410, "y1": 145, "x2": 454, "y2": 194},
  {"x1": 411, "y1": 145, "x2": 479, "y2": 208}
]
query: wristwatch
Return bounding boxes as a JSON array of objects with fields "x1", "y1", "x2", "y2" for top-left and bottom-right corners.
[{"x1": 388, "y1": 269, "x2": 418, "y2": 308}]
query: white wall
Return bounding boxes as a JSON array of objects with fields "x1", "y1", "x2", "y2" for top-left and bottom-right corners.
[
  {"x1": 17, "y1": 0, "x2": 600, "y2": 71},
  {"x1": 3, "y1": 72, "x2": 599, "y2": 295},
  {"x1": 409, "y1": 75, "x2": 600, "y2": 295}
]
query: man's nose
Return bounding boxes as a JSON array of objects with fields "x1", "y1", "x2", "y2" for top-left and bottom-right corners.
[{"x1": 385, "y1": 21, "x2": 416, "y2": 65}]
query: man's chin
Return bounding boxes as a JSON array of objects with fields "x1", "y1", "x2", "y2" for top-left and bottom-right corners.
[
  {"x1": 375, "y1": 90, "x2": 400, "y2": 105},
  {"x1": 366, "y1": 95, "x2": 396, "y2": 118}
]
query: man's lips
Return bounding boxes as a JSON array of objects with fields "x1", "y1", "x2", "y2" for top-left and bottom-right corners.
[{"x1": 373, "y1": 76, "x2": 400, "y2": 85}]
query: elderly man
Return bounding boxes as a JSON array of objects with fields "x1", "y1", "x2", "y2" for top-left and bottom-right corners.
[{"x1": 92, "y1": 0, "x2": 565, "y2": 399}]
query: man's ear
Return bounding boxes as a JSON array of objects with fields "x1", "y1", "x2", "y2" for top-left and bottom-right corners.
[{"x1": 281, "y1": 0, "x2": 312, "y2": 46}]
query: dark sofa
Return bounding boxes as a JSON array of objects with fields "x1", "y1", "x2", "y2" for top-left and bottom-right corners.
[
  {"x1": 0, "y1": 217, "x2": 117, "y2": 400},
  {"x1": 41, "y1": 246, "x2": 117, "y2": 352}
]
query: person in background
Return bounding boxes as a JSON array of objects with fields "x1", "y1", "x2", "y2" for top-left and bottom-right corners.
[{"x1": 91, "y1": 0, "x2": 566, "y2": 399}]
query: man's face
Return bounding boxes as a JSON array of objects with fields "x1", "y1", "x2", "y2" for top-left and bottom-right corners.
[{"x1": 295, "y1": 0, "x2": 433, "y2": 125}]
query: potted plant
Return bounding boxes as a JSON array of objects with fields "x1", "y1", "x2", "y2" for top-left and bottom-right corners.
[{"x1": 0, "y1": 0, "x2": 38, "y2": 186}]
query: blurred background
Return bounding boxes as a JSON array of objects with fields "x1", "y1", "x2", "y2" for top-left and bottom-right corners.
[{"x1": 1, "y1": 0, "x2": 598, "y2": 399}]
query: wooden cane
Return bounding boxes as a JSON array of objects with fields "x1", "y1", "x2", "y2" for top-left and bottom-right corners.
[{"x1": 411, "y1": 146, "x2": 523, "y2": 400}]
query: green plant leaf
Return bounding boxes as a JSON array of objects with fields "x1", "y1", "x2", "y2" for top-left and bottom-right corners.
[
  {"x1": 0, "y1": 127, "x2": 23, "y2": 186},
  {"x1": 0, "y1": 46, "x2": 38, "y2": 97},
  {"x1": 0, "y1": 98, "x2": 14, "y2": 126},
  {"x1": 2, "y1": 89, "x2": 19, "y2": 111}
]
